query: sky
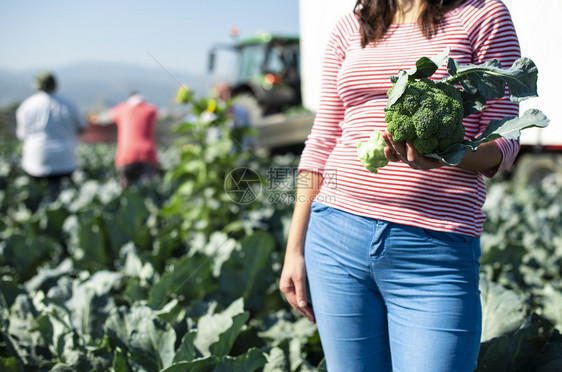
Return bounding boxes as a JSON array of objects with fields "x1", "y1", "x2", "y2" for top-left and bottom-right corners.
[{"x1": 0, "y1": 0, "x2": 300, "y2": 74}]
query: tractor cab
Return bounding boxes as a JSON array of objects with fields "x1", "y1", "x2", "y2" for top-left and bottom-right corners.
[{"x1": 208, "y1": 33, "x2": 301, "y2": 117}]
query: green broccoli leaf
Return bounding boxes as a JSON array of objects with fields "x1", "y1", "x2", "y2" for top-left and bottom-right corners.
[
  {"x1": 425, "y1": 142, "x2": 469, "y2": 166},
  {"x1": 425, "y1": 109, "x2": 549, "y2": 166},
  {"x1": 447, "y1": 59, "x2": 503, "y2": 98},
  {"x1": 386, "y1": 70, "x2": 409, "y2": 109},
  {"x1": 407, "y1": 46, "x2": 450, "y2": 80},
  {"x1": 447, "y1": 57, "x2": 538, "y2": 102},
  {"x1": 460, "y1": 90, "x2": 487, "y2": 118},
  {"x1": 469, "y1": 108, "x2": 550, "y2": 147}
]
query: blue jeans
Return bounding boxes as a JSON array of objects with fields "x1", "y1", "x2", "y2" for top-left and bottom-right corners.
[{"x1": 305, "y1": 202, "x2": 481, "y2": 372}]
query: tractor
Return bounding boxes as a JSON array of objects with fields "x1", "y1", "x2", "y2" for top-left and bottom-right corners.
[{"x1": 208, "y1": 33, "x2": 301, "y2": 121}]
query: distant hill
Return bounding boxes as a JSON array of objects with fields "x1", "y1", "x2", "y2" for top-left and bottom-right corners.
[{"x1": 0, "y1": 63, "x2": 207, "y2": 113}]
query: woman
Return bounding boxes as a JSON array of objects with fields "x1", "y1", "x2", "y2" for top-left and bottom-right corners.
[{"x1": 279, "y1": 0, "x2": 520, "y2": 370}]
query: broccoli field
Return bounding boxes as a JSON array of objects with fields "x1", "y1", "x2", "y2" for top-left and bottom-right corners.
[{"x1": 2, "y1": 116, "x2": 562, "y2": 370}]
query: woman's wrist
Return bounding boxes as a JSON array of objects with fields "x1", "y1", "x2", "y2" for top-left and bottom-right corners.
[{"x1": 455, "y1": 141, "x2": 502, "y2": 172}]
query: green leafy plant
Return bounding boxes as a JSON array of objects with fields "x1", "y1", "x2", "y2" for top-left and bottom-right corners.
[
  {"x1": 162, "y1": 89, "x2": 261, "y2": 237},
  {"x1": 2, "y1": 93, "x2": 561, "y2": 370}
]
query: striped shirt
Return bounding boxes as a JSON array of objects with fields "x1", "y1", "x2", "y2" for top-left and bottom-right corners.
[{"x1": 298, "y1": 0, "x2": 521, "y2": 237}]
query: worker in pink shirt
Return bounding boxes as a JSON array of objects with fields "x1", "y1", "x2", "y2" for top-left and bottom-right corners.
[{"x1": 93, "y1": 91, "x2": 159, "y2": 187}]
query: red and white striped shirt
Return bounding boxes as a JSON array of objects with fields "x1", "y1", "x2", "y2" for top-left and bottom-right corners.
[{"x1": 298, "y1": 0, "x2": 520, "y2": 237}]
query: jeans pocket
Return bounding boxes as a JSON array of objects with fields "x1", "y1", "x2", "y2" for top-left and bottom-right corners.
[
  {"x1": 310, "y1": 201, "x2": 335, "y2": 216},
  {"x1": 421, "y1": 228, "x2": 473, "y2": 247}
]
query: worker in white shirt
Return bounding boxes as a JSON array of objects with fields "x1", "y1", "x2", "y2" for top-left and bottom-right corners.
[{"x1": 16, "y1": 72, "x2": 86, "y2": 201}]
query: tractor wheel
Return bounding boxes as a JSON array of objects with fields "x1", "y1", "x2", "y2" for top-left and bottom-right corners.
[{"x1": 512, "y1": 153, "x2": 562, "y2": 188}]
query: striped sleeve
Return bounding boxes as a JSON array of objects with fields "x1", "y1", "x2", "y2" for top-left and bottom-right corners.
[
  {"x1": 297, "y1": 14, "x2": 356, "y2": 175},
  {"x1": 461, "y1": 0, "x2": 521, "y2": 176}
]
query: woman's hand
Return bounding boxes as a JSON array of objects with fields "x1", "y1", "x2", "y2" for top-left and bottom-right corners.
[
  {"x1": 381, "y1": 130, "x2": 504, "y2": 173},
  {"x1": 381, "y1": 130, "x2": 443, "y2": 171},
  {"x1": 280, "y1": 251, "x2": 315, "y2": 323}
]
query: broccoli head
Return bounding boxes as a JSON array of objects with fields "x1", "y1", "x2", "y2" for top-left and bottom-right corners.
[
  {"x1": 384, "y1": 111, "x2": 416, "y2": 142},
  {"x1": 385, "y1": 78, "x2": 465, "y2": 155}
]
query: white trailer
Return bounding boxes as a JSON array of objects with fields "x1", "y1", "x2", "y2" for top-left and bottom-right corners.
[
  {"x1": 299, "y1": 0, "x2": 561, "y2": 183},
  {"x1": 502, "y1": 0, "x2": 562, "y2": 183}
]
